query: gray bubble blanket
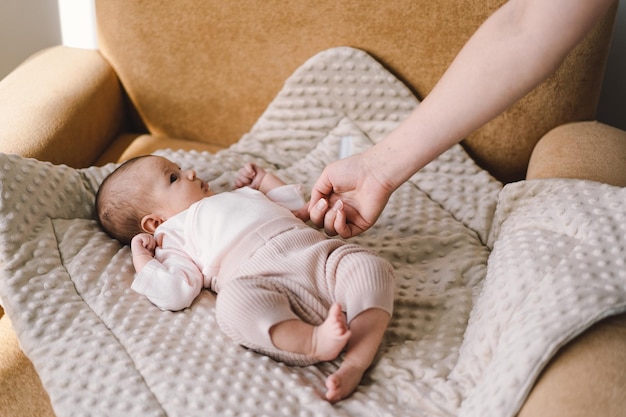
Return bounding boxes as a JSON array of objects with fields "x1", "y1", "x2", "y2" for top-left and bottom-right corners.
[{"x1": 1, "y1": 47, "x2": 625, "y2": 417}]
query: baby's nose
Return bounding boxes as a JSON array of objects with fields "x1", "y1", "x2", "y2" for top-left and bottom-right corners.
[{"x1": 186, "y1": 169, "x2": 196, "y2": 180}]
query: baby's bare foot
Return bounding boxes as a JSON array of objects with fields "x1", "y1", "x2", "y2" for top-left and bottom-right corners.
[
  {"x1": 325, "y1": 361, "x2": 366, "y2": 403},
  {"x1": 311, "y1": 303, "x2": 351, "y2": 361}
]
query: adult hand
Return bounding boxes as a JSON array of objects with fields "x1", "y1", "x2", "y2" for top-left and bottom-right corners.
[{"x1": 309, "y1": 152, "x2": 394, "y2": 238}]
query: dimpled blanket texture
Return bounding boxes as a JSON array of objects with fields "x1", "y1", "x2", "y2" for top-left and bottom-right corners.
[{"x1": 1, "y1": 47, "x2": 626, "y2": 417}]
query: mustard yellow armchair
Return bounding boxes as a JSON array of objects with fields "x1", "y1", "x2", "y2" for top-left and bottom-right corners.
[{"x1": 1, "y1": 1, "x2": 625, "y2": 416}]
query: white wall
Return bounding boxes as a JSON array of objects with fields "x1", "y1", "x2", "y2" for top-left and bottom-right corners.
[
  {"x1": 0, "y1": 0, "x2": 61, "y2": 79},
  {"x1": 0, "y1": 0, "x2": 624, "y2": 130}
]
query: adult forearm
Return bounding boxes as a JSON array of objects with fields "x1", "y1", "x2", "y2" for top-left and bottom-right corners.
[{"x1": 371, "y1": 0, "x2": 613, "y2": 191}]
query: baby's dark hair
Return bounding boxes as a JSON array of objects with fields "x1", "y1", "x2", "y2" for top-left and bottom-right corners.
[{"x1": 96, "y1": 156, "x2": 155, "y2": 245}]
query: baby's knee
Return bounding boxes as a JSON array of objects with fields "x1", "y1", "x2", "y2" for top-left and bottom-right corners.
[{"x1": 339, "y1": 251, "x2": 395, "y2": 283}]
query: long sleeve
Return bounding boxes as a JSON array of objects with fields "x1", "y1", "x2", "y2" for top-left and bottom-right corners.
[
  {"x1": 265, "y1": 184, "x2": 305, "y2": 211},
  {"x1": 131, "y1": 252, "x2": 204, "y2": 311}
]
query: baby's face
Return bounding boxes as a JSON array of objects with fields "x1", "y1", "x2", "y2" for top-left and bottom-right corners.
[{"x1": 137, "y1": 156, "x2": 213, "y2": 218}]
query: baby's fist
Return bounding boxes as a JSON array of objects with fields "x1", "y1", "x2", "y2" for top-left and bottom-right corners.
[
  {"x1": 235, "y1": 162, "x2": 266, "y2": 189},
  {"x1": 131, "y1": 233, "x2": 157, "y2": 257}
]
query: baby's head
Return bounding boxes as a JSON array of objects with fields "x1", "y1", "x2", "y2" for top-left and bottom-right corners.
[{"x1": 96, "y1": 155, "x2": 212, "y2": 245}]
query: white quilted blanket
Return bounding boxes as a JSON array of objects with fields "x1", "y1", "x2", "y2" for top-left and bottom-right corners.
[{"x1": 1, "y1": 47, "x2": 626, "y2": 417}]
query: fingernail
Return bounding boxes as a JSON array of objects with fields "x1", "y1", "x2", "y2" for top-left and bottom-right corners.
[
  {"x1": 316, "y1": 199, "x2": 327, "y2": 210},
  {"x1": 332, "y1": 199, "x2": 343, "y2": 210}
]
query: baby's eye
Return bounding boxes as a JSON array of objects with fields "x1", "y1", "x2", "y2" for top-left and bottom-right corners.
[{"x1": 170, "y1": 173, "x2": 178, "y2": 183}]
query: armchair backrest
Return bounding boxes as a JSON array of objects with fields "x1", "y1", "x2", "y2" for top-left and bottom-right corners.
[{"x1": 95, "y1": 0, "x2": 617, "y2": 183}]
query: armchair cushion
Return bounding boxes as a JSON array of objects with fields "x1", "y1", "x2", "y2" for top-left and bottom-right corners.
[
  {"x1": 527, "y1": 121, "x2": 626, "y2": 187},
  {"x1": 94, "y1": 0, "x2": 618, "y2": 183},
  {"x1": 0, "y1": 46, "x2": 126, "y2": 168}
]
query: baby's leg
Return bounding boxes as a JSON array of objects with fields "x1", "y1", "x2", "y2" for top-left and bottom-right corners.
[
  {"x1": 325, "y1": 307, "x2": 390, "y2": 403},
  {"x1": 270, "y1": 303, "x2": 351, "y2": 362}
]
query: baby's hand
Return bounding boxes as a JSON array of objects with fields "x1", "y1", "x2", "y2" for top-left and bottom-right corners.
[
  {"x1": 131, "y1": 233, "x2": 157, "y2": 258},
  {"x1": 235, "y1": 162, "x2": 267, "y2": 190}
]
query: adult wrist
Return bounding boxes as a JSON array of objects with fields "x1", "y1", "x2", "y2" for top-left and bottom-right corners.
[{"x1": 363, "y1": 144, "x2": 411, "y2": 194}]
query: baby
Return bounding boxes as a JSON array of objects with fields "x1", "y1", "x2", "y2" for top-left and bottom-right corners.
[{"x1": 96, "y1": 155, "x2": 395, "y2": 403}]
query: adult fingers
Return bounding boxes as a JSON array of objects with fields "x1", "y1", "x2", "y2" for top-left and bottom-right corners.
[
  {"x1": 322, "y1": 200, "x2": 340, "y2": 236},
  {"x1": 333, "y1": 202, "x2": 353, "y2": 239},
  {"x1": 309, "y1": 170, "x2": 335, "y2": 227},
  {"x1": 309, "y1": 196, "x2": 329, "y2": 229}
]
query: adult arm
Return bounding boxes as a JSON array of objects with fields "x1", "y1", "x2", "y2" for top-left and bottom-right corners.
[{"x1": 309, "y1": 0, "x2": 615, "y2": 238}]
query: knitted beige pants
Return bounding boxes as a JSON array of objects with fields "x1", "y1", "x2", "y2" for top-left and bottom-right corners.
[{"x1": 215, "y1": 220, "x2": 395, "y2": 366}]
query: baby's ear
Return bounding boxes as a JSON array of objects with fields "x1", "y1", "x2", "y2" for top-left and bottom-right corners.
[{"x1": 141, "y1": 214, "x2": 165, "y2": 233}]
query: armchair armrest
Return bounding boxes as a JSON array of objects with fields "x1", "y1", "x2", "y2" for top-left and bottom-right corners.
[
  {"x1": 0, "y1": 314, "x2": 55, "y2": 417},
  {"x1": 0, "y1": 46, "x2": 127, "y2": 168},
  {"x1": 527, "y1": 121, "x2": 626, "y2": 187}
]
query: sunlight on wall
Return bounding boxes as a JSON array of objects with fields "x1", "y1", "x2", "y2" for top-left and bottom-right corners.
[{"x1": 58, "y1": 0, "x2": 97, "y2": 49}]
